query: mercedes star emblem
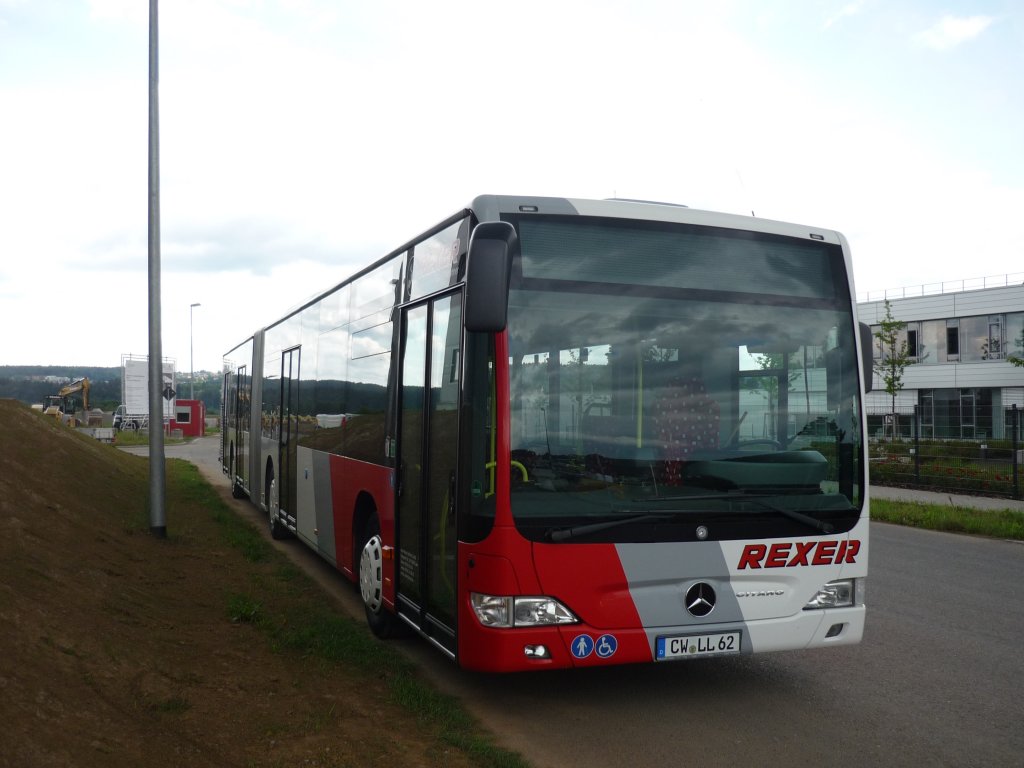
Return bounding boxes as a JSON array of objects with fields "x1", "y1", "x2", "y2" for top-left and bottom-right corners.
[{"x1": 685, "y1": 582, "x2": 716, "y2": 617}]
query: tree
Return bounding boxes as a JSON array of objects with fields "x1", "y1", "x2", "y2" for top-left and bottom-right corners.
[
  {"x1": 751, "y1": 351, "x2": 802, "y2": 443},
  {"x1": 1009, "y1": 327, "x2": 1024, "y2": 368},
  {"x1": 873, "y1": 300, "x2": 914, "y2": 440}
]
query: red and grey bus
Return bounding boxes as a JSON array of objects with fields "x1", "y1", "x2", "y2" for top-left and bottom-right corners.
[{"x1": 221, "y1": 195, "x2": 872, "y2": 672}]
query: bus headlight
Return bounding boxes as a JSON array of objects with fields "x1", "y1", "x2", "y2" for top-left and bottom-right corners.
[
  {"x1": 471, "y1": 593, "x2": 578, "y2": 628},
  {"x1": 803, "y1": 578, "x2": 863, "y2": 610}
]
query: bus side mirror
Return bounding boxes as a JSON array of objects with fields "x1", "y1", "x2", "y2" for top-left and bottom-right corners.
[
  {"x1": 859, "y1": 322, "x2": 873, "y2": 393},
  {"x1": 464, "y1": 221, "x2": 518, "y2": 332}
]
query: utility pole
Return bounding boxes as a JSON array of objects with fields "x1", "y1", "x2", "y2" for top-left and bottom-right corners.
[
  {"x1": 190, "y1": 302, "x2": 201, "y2": 399},
  {"x1": 148, "y1": 0, "x2": 166, "y2": 538}
]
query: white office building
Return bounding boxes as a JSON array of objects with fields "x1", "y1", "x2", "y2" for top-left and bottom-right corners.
[{"x1": 858, "y1": 276, "x2": 1024, "y2": 440}]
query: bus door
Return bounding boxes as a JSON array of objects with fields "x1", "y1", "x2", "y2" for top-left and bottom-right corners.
[
  {"x1": 396, "y1": 291, "x2": 463, "y2": 652},
  {"x1": 279, "y1": 347, "x2": 300, "y2": 528},
  {"x1": 222, "y1": 370, "x2": 233, "y2": 476},
  {"x1": 234, "y1": 365, "x2": 248, "y2": 489}
]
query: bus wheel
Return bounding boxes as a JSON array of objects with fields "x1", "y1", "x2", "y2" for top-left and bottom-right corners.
[
  {"x1": 266, "y1": 466, "x2": 288, "y2": 540},
  {"x1": 359, "y1": 515, "x2": 400, "y2": 639},
  {"x1": 230, "y1": 448, "x2": 245, "y2": 499}
]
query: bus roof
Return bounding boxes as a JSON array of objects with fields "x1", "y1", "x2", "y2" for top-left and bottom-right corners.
[
  {"x1": 224, "y1": 194, "x2": 849, "y2": 356},
  {"x1": 469, "y1": 194, "x2": 846, "y2": 246}
]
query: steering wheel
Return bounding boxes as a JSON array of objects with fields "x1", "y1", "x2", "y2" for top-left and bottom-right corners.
[{"x1": 737, "y1": 438, "x2": 784, "y2": 451}]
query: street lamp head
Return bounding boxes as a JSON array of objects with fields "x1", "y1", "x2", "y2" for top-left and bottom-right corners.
[{"x1": 191, "y1": 302, "x2": 201, "y2": 308}]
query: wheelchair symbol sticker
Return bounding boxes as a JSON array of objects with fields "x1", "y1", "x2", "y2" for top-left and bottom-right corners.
[
  {"x1": 571, "y1": 634, "x2": 594, "y2": 659},
  {"x1": 595, "y1": 634, "x2": 618, "y2": 659}
]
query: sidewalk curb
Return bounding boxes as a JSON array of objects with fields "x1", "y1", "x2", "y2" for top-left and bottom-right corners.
[{"x1": 870, "y1": 485, "x2": 1024, "y2": 512}]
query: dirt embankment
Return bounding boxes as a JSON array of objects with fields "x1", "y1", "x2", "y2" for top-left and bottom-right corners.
[{"x1": 0, "y1": 399, "x2": 474, "y2": 768}]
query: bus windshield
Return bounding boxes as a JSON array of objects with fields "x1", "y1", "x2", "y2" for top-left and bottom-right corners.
[{"x1": 504, "y1": 215, "x2": 864, "y2": 543}]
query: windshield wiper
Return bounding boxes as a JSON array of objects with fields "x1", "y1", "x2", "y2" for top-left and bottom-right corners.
[
  {"x1": 546, "y1": 513, "x2": 670, "y2": 542},
  {"x1": 546, "y1": 492, "x2": 838, "y2": 542},
  {"x1": 739, "y1": 495, "x2": 835, "y2": 534}
]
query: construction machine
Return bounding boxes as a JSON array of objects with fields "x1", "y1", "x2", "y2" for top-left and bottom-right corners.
[{"x1": 43, "y1": 378, "x2": 94, "y2": 426}]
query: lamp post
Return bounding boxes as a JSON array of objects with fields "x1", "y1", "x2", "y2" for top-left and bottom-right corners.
[
  {"x1": 148, "y1": 0, "x2": 166, "y2": 538},
  {"x1": 190, "y1": 302, "x2": 201, "y2": 399}
]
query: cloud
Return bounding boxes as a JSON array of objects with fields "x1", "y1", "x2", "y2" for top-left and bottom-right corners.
[
  {"x1": 915, "y1": 15, "x2": 994, "y2": 51},
  {"x1": 87, "y1": 0, "x2": 145, "y2": 23},
  {"x1": 823, "y1": 1, "x2": 866, "y2": 29}
]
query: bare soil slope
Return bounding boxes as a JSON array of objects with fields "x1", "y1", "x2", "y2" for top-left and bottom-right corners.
[{"x1": 0, "y1": 399, "x2": 476, "y2": 768}]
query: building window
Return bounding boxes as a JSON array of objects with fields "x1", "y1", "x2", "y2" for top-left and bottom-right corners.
[
  {"x1": 906, "y1": 328, "x2": 919, "y2": 358},
  {"x1": 919, "y1": 320, "x2": 945, "y2": 364},
  {"x1": 959, "y1": 316, "x2": 991, "y2": 362},
  {"x1": 986, "y1": 315, "x2": 1003, "y2": 360},
  {"x1": 1007, "y1": 313, "x2": 1024, "y2": 360},
  {"x1": 960, "y1": 389, "x2": 976, "y2": 437},
  {"x1": 925, "y1": 387, "x2": 993, "y2": 439},
  {"x1": 176, "y1": 409, "x2": 192, "y2": 424},
  {"x1": 946, "y1": 321, "x2": 959, "y2": 360},
  {"x1": 919, "y1": 390, "x2": 934, "y2": 438}
]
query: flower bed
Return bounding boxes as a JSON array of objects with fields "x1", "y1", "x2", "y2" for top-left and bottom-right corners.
[{"x1": 869, "y1": 443, "x2": 1019, "y2": 498}]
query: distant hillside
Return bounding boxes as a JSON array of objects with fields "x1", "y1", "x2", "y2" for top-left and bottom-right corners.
[
  {"x1": 0, "y1": 365, "x2": 221, "y2": 411},
  {"x1": 0, "y1": 364, "x2": 121, "y2": 380},
  {"x1": 0, "y1": 366, "x2": 121, "y2": 409}
]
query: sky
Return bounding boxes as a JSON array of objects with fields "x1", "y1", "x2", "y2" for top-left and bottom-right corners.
[{"x1": 1, "y1": 0, "x2": 1022, "y2": 374}]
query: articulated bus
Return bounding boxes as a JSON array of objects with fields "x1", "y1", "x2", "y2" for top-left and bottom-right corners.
[{"x1": 221, "y1": 195, "x2": 872, "y2": 672}]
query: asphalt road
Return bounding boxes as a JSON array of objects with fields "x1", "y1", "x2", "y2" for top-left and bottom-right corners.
[{"x1": 153, "y1": 437, "x2": 1024, "y2": 767}]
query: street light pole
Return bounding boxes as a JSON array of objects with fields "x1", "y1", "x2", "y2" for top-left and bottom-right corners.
[
  {"x1": 190, "y1": 302, "x2": 200, "y2": 399},
  {"x1": 148, "y1": 0, "x2": 166, "y2": 538}
]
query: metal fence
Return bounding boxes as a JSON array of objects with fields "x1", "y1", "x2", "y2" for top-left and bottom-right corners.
[{"x1": 868, "y1": 405, "x2": 1021, "y2": 499}]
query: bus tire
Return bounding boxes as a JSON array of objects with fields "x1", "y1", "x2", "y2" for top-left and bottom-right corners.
[
  {"x1": 265, "y1": 464, "x2": 288, "y2": 540},
  {"x1": 230, "y1": 451, "x2": 246, "y2": 499},
  {"x1": 359, "y1": 515, "x2": 401, "y2": 639}
]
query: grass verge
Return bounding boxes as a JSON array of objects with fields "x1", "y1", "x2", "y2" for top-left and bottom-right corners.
[
  {"x1": 871, "y1": 497, "x2": 1024, "y2": 540},
  {"x1": 169, "y1": 460, "x2": 529, "y2": 768},
  {"x1": 114, "y1": 429, "x2": 187, "y2": 447}
]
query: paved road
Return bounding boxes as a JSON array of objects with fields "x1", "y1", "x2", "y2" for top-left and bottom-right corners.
[
  {"x1": 118, "y1": 435, "x2": 222, "y2": 467},
  {"x1": 422, "y1": 522, "x2": 1024, "y2": 767},
  {"x1": 139, "y1": 437, "x2": 1024, "y2": 767}
]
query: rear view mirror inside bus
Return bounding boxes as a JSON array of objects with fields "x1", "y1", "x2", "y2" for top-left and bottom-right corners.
[{"x1": 465, "y1": 221, "x2": 519, "y2": 333}]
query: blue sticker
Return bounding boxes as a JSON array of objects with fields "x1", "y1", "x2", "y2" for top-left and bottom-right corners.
[
  {"x1": 595, "y1": 634, "x2": 618, "y2": 659},
  {"x1": 571, "y1": 634, "x2": 594, "y2": 659}
]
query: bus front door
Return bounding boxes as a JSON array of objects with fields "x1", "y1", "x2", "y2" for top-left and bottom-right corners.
[
  {"x1": 234, "y1": 365, "x2": 248, "y2": 491},
  {"x1": 396, "y1": 292, "x2": 462, "y2": 654},
  {"x1": 279, "y1": 347, "x2": 299, "y2": 529}
]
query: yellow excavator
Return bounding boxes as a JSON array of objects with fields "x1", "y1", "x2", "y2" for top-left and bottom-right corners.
[{"x1": 43, "y1": 377, "x2": 94, "y2": 426}]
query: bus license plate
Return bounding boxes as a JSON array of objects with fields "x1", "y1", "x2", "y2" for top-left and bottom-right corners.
[{"x1": 656, "y1": 631, "x2": 741, "y2": 660}]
